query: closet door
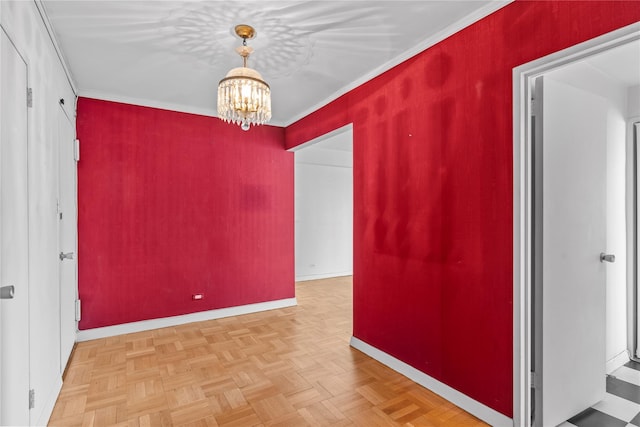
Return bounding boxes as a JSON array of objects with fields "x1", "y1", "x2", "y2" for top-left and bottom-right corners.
[
  {"x1": 0, "y1": 28, "x2": 31, "y2": 426},
  {"x1": 534, "y1": 75, "x2": 608, "y2": 426}
]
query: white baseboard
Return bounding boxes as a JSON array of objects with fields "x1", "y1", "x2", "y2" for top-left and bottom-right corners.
[
  {"x1": 606, "y1": 350, "x2": 630, "y2": 374},
  {"x1": 38, "y1": 376, "x2": 63, "y2": 427},
  {"x1": 349, "y1": 337, "x2": 513, "y2": 427},
  {"x1": 77, "y1": 298, "x2": 297, "y2": 342},
  {"x1": 295, "y1": 272, "x2": 352, "y2": 282}
]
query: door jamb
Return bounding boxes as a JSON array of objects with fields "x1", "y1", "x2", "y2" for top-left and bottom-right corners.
[
  {"x1": 0, "y1": 7, "x2": 4, "y2": 424},
  {"x1": 630, "y1": 119, "x2": 640, "y2": 362},
  {"x1": 512, "y1": 22, "x2": 640, "y2": 427}
]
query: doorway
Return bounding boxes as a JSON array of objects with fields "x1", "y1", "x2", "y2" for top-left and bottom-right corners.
[
  {"x1": 0, "y1": 27, "x2": 31, "y2": 426},
  {"x1": 513, "y1": 23, "x2": 640, "y2": 427},
  {"x1": 289, "y1": 124, "x2": 353, "y2": 282}
]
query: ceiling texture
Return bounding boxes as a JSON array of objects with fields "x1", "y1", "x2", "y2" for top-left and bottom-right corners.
[{"x1": 43, "y1": 0, "x2": 512, "y2": 126}]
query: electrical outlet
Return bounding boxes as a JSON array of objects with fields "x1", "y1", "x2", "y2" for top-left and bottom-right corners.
[{"x1": 192, "y1": 293, "x2": 204, "y2": 300}]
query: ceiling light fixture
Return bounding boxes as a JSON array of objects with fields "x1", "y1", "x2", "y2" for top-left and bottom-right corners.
[{"x1": 217, "y1": 24, "x2": 271, "y2": 131}]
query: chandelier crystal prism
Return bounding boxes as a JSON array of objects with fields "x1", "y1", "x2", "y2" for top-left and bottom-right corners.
[{"x1": 217, "y1": 25, "x2": 272, "y2": 131}]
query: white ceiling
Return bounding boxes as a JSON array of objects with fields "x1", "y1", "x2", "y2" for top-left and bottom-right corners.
[
  {"x1": 583, "y1": 40, "x2": 640, "y2": 88},
  {"x1": 294, "y1": 126, "x2": 353, "y2": 168},
  {"x1": 42, "y1": 0, "x2": 511, "y2": 126}
]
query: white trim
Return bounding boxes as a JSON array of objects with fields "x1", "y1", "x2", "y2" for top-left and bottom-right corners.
[
  {"x1": 78, "y1": 90, "x2": 218, "y2": 119},
  {"x1": 77, "y1": 298, "x2": 297, "y2": 342},
  {"x1": 78, "y1": 90, "x2": 287, "y2": 128},
  {"x1": 294, "y1": 161, "x2": 352, "y2": 170},
  {"x1": 295, "y1": 272, "x2": 352, "y2": 282},
  {"x1": 284, "y1": 1, "x2": 514, "y2": 127},
  {"x1": 513, "y1": 22, "x2": 640, "y2": 427},
  {"x1": 512, "y1": 45, "x2": 532, "y2": 427},
  {"x1": 0, "y1": 4, "x2": 3, "y2": 424},
  {"x1": 350, "y1": 337, "x2": 513, "y2": 427},
  {"x1": 36, "y1": 376, "x2": 62, "y2": 427},
  {"x1": 606, "y1": 350, "x2": 630, "y2": 375},
  {"x1": 287, "y1": 123, "x2": 353, "y2": 152}
]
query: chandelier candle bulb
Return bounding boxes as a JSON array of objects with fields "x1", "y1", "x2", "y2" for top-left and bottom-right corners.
[{"x1": 217, "y1": 24, "x2": 271, "y2": 131}]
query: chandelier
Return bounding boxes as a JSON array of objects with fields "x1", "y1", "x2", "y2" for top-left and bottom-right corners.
[{"x1": 217, "y1": 25, "x2": 272, "y2": 131}]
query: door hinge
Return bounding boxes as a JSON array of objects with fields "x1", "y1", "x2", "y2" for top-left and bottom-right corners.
[
  {"x1": 74, "y1": 139, "x2": 80, "y2": 162},
  {"x1": 530, "y1": 97, "x2": 536, "y2": 116},
  {"x1": 75, "y1": 299, "x2": 82, "y2": 321},
  {"x1": 27, "y1": 88, "x2": 33, "y2": 108},
  {"x1": 530, "y1": 371, "x2": 538, "y2": 389},
  {"x1": 29, "y1": 389, "x2": 35, "y2": 409}
]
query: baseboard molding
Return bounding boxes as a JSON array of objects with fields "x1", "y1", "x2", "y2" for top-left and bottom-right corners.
[
  {"x1": 607, "y1": 350, "x2": 630, "y2": 374},
  {"x1": 77, "y1": 298, "x2": 297, "y2": 342},
  {"x1": 38, "y1": 376, "x2": 63, "y2": 427},
  {"x1": 295, "y1": 272, "x2": 352, "y2": 282},
  {"x1": 349, "y1": 337, "x2": 513, "y2": 427}
]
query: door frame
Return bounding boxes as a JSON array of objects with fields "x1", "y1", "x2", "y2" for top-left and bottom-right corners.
[
  {"x1": 512, "y1": 22, "x2": 640, "y2": 427},
  {"x1": 287, "y1": 123, "x2": 354, "y2": 282},
  {"x1": 631, "y1": 119, "x2": 640, "y2": 361},
  {"x1": 0, "y1": 6, "x2": 4, "y2": 423}
]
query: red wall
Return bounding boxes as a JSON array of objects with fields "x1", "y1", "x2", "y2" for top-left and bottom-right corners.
[
  {"x1": 285, "y1": 1, "x2": 640, "y2": 417},
  {"x1": 77, "y1": 98, "x2": 293, "y2": 330}
]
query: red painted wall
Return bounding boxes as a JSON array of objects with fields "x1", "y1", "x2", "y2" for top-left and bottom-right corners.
[
  {"x1": 285, "y1": 1, "x2": 640, "y2": 417},
  {"x1": 77, "y1": 98, "x2": 293, "y2": 330}
]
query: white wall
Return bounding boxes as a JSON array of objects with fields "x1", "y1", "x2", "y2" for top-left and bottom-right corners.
[
  {"x1": 628, "y1": 85, "x2": 640, "y2": 118},
  {"x1": 549, "y1": 62, "x2": 629, "y2": 367},
  {"x1": 1, "y1": 1, "x2": 76, "y2": 424},
  {"x1": 294, "y1": 130, "x2": 353, "y2": 281}
]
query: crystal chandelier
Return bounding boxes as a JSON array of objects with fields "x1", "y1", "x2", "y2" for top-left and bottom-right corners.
[{"x1": 217, "y1": 25, "x2": 272, "y2": 131}]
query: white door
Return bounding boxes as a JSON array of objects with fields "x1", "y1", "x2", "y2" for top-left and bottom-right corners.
[
  {"x1": 534, "y1": 75, "x2": 609, "y2": 426},
  {"x1": 58, "y1": 105, "x2": 77, "y2": 373},
  {"x1": 0, "y1": 29, "x2": 31, "y2": 426}
]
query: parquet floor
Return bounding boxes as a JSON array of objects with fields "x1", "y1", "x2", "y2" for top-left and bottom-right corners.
[{"x1": 49, "y1": 277, "x2": 488, "y2": 427}]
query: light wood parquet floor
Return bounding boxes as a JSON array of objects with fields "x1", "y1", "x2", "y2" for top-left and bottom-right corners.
[{"x1": 49, "y1": 277, "x2": 488, "y2": 427}]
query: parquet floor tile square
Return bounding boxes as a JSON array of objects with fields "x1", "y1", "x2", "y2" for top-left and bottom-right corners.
[
  {"x1": 168, "y1": 400, "x2": 213, "y2": 426},
  {"x1": 49, "y1": 277, "x2": 488, "y2": 427},
  {"x1": 51, "y1": 392, "x2": 87, "y2": 420},
  {"x1": 212, "y1": 404, "x2": 261, "y2": 426},
  {"x1": 264, "y1": 411, "x2": 310, "y2": 427},
  {"x1": 285, "y1": 383, "x2": 330, "y2": 410},
  {"x1": 250, "y1": 394, "x2": 297, "y2": 421}
]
